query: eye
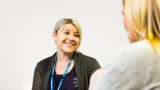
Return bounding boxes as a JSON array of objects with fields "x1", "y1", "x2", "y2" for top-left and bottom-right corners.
[
  {"x1": 74, "y1": 34, "x2": 79, "y2": 38},
  {"x1": 64, "y1": 31, "x2": 70, "y2": 35}
]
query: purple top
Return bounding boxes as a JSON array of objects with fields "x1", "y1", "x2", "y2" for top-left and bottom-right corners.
[{"x1": 49, "y1": 67, "x2": 78, "y2": 90}]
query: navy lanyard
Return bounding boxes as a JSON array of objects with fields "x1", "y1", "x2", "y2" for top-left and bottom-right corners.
[{"x1": 50, "y1": 54, "x2": 73, "y2": 90}]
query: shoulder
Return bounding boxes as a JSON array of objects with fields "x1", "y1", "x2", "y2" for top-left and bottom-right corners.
[
  {"x1": 90, "y1": 68, "x2": 106, "y2": 82},
  {"x1": 37, "y1": 56, "x2": 52, "y2": 67},
  {"x1": 74, "y1": 51, "x2": 101, "y2": 74},
  {"x1": 75, "y1": 51, "x2": 98, "y2": 62},
  {"x1": 35, "y1": 55, "x2": 52, "y2": 73},
  {"x1": 75, "y1": 51, "x2": 100, "y2": 67},
  {"x1": 105, "y1": 40, "x2": 154, "y2": 80},
  {"x1": 89, "y1": 68, "x2": 106, "y2": 90},
  {"x1": 121, "y1": 40, "x2": 151, "y2": 54},
  {"x1": 112, "y1": 40, "x2": 152, "y2": 63},
  {"x1": 106, "y1": 40, "x2": 156, "y2": 82}
]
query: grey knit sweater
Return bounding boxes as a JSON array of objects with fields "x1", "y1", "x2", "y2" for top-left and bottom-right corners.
[{"x1": 94, "y1": 40, "x2": 160, "y2": 90}]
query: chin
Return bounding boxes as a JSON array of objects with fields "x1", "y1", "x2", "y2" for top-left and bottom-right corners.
[
  {"x1": 129, "y1": 39, "x2": 138, "y2": 43},
  {"x1": 64, "y1": 46, "x2": 77, "y2": 52},
  {"x1": 129, "y1": 41, "x2": 134, "y2": 43},
  {"x1": 63, "y1": 49, "x2": 76, "y2": 54}
]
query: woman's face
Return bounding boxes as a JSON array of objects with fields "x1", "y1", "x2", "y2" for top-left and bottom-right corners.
[
  {"x1": 122, "y1": 8, "x2": 137, "y2": 43},
  {"x1": 53, "y1": 23, "x2": 80, "y2": 54}
]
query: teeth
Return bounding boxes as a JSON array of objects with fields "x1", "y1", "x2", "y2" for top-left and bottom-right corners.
[
  {"x1": 66, "y1": 42, "x2": 74, "y2": 46},
  {"x1": 68, "y1": 43, "x2": 72, "y2": 46}
]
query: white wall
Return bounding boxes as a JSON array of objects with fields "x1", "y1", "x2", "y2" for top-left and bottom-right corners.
[{"x1": 0, "y1": 0, "x2": 128, "y2": 90}]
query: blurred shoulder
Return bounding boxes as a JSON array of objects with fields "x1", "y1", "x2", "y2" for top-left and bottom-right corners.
[
  {"x1": 122, "y1": 40, "x2": 151, "y2": 53},
  {"x1": 113, "y1": 40, "x2": 152, "y2": 60},
  {"x1": 91, "y1": 68, "x2": 106, "y2": 79},
  {"x1": 89, "y1": 68, "x2": 106, "y2": 90}
]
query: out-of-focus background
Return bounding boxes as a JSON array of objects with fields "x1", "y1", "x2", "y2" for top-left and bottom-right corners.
[{"x1": 0, "y1": 0, "x2": 128, "y2": 90}]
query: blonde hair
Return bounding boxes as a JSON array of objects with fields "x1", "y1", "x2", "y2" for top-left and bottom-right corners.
[
  {"x1": 122, "y1": 0, "x2": 160, "y2": 54},
  {"x1": 53, "y1": 18, "x2": 82, "y2": 46}
]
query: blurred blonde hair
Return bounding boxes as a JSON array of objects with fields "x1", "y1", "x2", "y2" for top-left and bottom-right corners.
[
  {"x1": 122, "y1": 0, "x2": 160, "y2": 54},
  {"x1": 53, "y1": 18, "x2": 82, "y2": 46}
]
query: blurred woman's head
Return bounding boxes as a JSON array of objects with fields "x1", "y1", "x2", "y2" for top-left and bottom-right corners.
[{"x1": 122, "y1": 0, "x2": 160, "y2": 53}]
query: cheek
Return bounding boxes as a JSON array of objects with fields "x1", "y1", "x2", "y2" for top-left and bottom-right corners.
[
  {"x1": 55, "y1": 36, "x2": 64, "y2": 45},
  {"x1": 76, "y1": 38, "x2": 80, "y2": 45},
  {"x1": 123, "y1": 15, "x2": 134, "y2": 42},
  {"x1": 123, "y1": 16, "x2": 128, "y2": 31}
]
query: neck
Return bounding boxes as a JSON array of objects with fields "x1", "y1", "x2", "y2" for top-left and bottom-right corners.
[{"x1": 56, "y1": 51, "x2": 73, "y2": 63}]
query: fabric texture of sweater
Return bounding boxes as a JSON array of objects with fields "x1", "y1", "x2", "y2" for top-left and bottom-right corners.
[
  {"x1": 32, "y1": 51, "x2": 101, "y2": 90},
  {"x1": 94, "y1": 40, "x2": 160, "y2": 90}
]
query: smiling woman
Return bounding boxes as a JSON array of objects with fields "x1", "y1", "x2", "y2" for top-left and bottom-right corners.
[{"x1": 32, "y1": 18, "x2": 101, "y2": 90}]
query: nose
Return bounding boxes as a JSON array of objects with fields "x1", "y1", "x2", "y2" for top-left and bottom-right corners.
[{"x1": 68, "y1": 34, "x2": 75, "y2": 41}]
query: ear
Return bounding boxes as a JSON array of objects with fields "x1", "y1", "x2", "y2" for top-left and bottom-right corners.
[{"x1": 52, "y1": 32, "x2": 57, "y2": 41}]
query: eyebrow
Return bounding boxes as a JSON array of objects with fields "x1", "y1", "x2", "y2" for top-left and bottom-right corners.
[
  {"x1": 62, "y1": 29, "x2": 70, "y2": 31},
  {"x1": 62, "y1": 29, "x2": 79, "y2": 33}
]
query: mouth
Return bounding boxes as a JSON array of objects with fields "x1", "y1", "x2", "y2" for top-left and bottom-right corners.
[{"x1": 65, "y1": 42, "x2": 76, "y2": 47}]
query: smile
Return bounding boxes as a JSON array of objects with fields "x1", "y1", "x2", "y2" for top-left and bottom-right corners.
[{"x1": 65, "y1": 42, "x2": 75, "y2": 46}]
